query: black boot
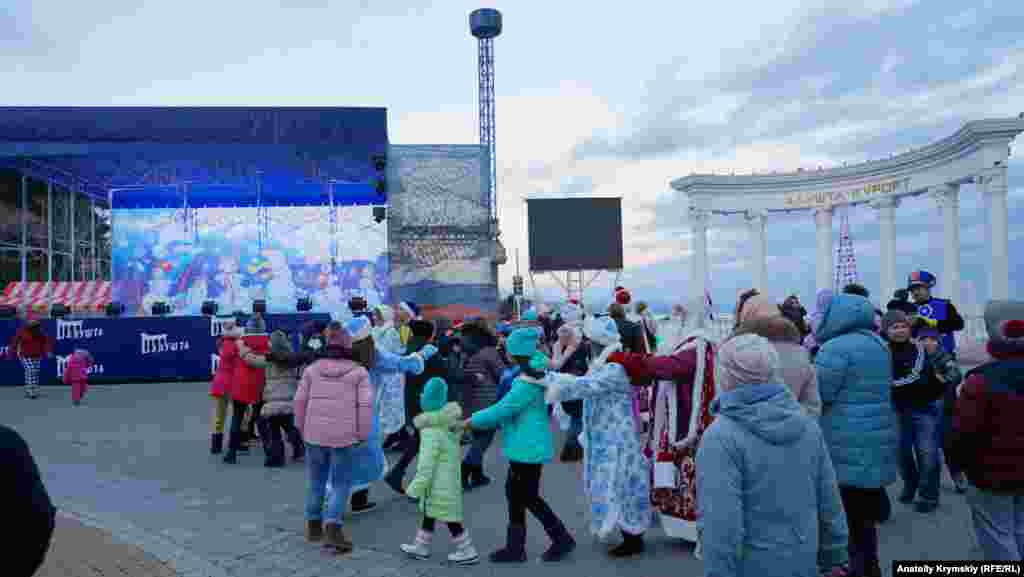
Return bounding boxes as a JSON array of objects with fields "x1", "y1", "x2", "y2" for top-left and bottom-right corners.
[
  {"x1": 265, "y1": 438, "x2": 285, "y2": 468},
  {"x1": 489, "y1": 525, "x2": 527, "y2": 563},
  {"x1": 559, "y1": 441, "x2": 583, "y2": 463},
  {"x1": 222, "y1": 432, "x2": 239, "y2": 464},
  {"x1": 469, "y1": 464, "x2": 491, "y2": 489},
  {"x1": 210, "y1": 433, "x2": 224, "y2": 455},
  {"x1": 541, "y1": 518, "x2": 576, "y2": 562},
  {"x1": 609, "y1": 530, "x2": 645, "y2": 558},
  {"x1": 350, "y1": 489, "x2": 377, "y2": 514}
]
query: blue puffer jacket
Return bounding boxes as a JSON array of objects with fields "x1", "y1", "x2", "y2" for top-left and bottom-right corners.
[{"x1": 814, "y1": 294, "x2": 899, "y2": 489}]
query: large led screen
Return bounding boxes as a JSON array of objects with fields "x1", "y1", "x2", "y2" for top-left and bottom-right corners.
[
  {"x1": 527, "y1": 197, "x2": 624, "y2": 272},
  {"x1": 111, "y1": 206, "x2": 388, "y2": 316}
]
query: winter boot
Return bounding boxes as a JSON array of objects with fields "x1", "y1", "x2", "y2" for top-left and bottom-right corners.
[
  {"x1": 324, "y1": 522, "x2": 353, "y2": 554},
  {"x1": 222, "y1": 432, "x2": 239, "y2": 464},
  {"x1": 488, "y1": 525, "x2": 527, "y2": 563},
  {"x1": 305, "y1": 520, "x2": 323, "y2": 543},
  {"x1": 400, "y1": 529, "x2": 432, "y2": 560},
  {"x1": 541, "y1": 518, "x2": 576, "y2": 562},
  {"x1": 608, "y1": 530, "x2": 645, "y2": 558},
  {"x1": 210, "y1": 433, "x2": 223, "y2": 455},
  {"x1": 447, "y1": 531, "x2": 480, "y2": 565},
  {"x1": 350, "y1": 489, "x2": 377, "y2": 514},
  {"x1": 264, "y1": 438, "x2": 285, "y2": 468},
  {"x1": 469, "y1": 464, "x2": 491, "y2": 489}
]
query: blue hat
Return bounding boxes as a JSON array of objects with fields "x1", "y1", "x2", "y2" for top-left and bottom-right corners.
[
  {"x1": 521, "y1": 308, "x2": 539, "y2": 322},
  {"x1": 506, "y1": 326, "x2": 541, "y2": 357},
  {"x1": 421, "y1": 377, "x2": 448, "y2": 412},
  {"x1": 344, "y1": 316, "x2": 372, "y2": 343},
  {"x1": 908, "y1": 270, "x2": 936, "y2": 289}
]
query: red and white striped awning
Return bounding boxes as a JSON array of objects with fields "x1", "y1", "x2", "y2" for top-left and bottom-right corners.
[{"x1": 0, "y1": 282, "x2": 112, "y2": 310}]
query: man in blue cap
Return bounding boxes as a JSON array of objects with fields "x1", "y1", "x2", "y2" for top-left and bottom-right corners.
[{"x1": 906, "y1": 270, "x2": 965, "y2": 357}]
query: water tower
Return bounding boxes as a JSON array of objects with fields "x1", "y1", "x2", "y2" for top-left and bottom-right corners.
[{"x1": 469, "y1": 8, "x2": 506, "y2": 268}]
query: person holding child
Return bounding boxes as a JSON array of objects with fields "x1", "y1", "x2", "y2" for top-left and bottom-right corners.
[{"x1": 399, "y1": 376, "x2": 479, "y2": 565}]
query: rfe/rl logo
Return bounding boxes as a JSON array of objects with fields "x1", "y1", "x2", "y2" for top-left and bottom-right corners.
[
  {"x1": 140, "y1": 332, "x2": 190, "y2": 355},
  {"x1": 56, "y1": 319, "x2": 104, "y2": 340},
  {"x1": 56, "y1": 355, "x2": 105, "y2": 378}
]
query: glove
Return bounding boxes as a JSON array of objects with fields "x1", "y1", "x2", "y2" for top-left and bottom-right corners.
[{"x1": 419, "y1": 344, "x2": 438, "y2": 360}]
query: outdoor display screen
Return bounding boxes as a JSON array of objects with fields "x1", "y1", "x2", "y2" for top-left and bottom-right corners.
[{"x1": 527, "y1": 197, "x2": 624, "y2": 272}]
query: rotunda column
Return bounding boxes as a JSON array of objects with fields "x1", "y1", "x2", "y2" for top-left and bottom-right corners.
[
  {"x1": 871, "y1": 196, "x2": 899, "y2": 303},
  {"x1": 745, "y1": 209, "x2": 768, "y2": 292},
  {"x1": 690, "y1": 206, "x2": 710, "y2": 315},
  {"x1": 932, "y1": 184, "x2": 961, "y2": 306},
  {"x1": 814, "y1": 207, "x2": 833, "y2": 295},
  {"x1": 984, "y1": 165, "x2": 1010, "y2": 300}
]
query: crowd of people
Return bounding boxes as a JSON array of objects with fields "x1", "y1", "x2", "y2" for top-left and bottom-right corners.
[{"x1": 5, "y1": 270, "x2": 1024, "y2": 576}]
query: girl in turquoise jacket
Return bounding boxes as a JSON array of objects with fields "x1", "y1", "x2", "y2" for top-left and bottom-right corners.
[{"x1": 466, "y1": 326, "x2": 576, "y2": 564}]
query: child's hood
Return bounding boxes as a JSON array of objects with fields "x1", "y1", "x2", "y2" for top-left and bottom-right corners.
[{"x1": 413, "y1": 402, "x2": 463, "y2": 430}]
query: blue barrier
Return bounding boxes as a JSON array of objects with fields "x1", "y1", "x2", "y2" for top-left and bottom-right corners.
[{"x1": 0, "y1": 314, "x2": 331, "y2": 387}]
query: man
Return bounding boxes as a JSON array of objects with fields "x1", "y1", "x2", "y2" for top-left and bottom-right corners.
[
  {"x1": 608, "y1": 303, "x2": 646, "y2": 354},
  {"x1": 2, "y1": 424, "x2": 56, "y2": 577},
  {"x1": 906, "y1": 271, "x2": 964, "y2": 357}
]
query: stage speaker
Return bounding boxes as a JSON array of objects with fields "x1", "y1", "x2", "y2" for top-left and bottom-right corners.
[
  {"x1": 373, "y1": 206, "x2": 386, "y2": 224},
  {"x1": 0, "y1": 305, "x2": 16, "y2": 318},
  {"x1": 296, "y1": 297, "x2": 313, "y2": 312},
  {"x1": 372, "y1": 155, "x2": 386, "y2": 171},
  {"x1": 151, "y1": 301, "x2": 171, "y2": 316},
  {"x1": 201, "y1": 301, "x2": 219, "y2": 316},
  {"x1": 252, "y1": 300, "x2": 267, "y2": 315},
  {"x1": 51, "y1": 303, "x2": 70, "y2": 318},
  {"x1": 105, "y1": 302, "x2": 124, "y2": 317}
]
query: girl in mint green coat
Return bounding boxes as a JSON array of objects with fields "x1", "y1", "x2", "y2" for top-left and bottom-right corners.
[
  {"x1": 400, "y1": 377, "x2": 479, "y2": 566},
  {"x1": 466, "y1": 327, "x2": 576, "y2": 564}
]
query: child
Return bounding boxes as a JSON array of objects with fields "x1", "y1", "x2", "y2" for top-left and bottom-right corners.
[
  {"x1": 400, "y1": 377, "x2": 479, "y2": 565},
  {"x1": 210, "y1": 320, "x2": 242, "y2": 456},
  {"x1": 465, "y1": 327, "x2": 575, "y2": 563},
  {"x1": 918, "y1": 326, "x2": 966, "y2": 493},
  {"x1": 238, "y1": 330, "x2": 306, "y2": 467},
  {"x1": 64, "y1": 349, "x2": 94, "y2": 406}
]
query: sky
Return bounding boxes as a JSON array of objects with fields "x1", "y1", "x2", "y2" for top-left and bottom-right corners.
[{"x1": 3, "y1": 0, "x2": 1023, "y2": 313}]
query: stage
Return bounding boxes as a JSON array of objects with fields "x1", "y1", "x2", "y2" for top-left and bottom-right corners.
[{"x1": 0, "y1": 313, "x2": 330, "y2": 387}]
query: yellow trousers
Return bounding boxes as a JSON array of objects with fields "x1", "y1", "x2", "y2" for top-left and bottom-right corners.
[{"x1": 212, "y1": 396, "x2": 229, "y2": 433}]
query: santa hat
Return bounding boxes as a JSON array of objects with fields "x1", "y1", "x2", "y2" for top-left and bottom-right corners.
[
  {"x1": 344, "y1": 316, "x2": 372, "y2": 343},
  {"x1": 615, "y1": 287, "x2": 632, "y2": 305},
  {"x1": 984, "y1": 300, "x2": 1024, "y2": 353},
  {"x1": 399, "y1": 301, "x2": 419, "y2": 318}
]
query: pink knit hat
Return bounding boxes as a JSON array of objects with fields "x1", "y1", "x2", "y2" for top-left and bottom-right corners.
[{"x1": 717, "y1": 334, "x2": 780, "y2": 392}]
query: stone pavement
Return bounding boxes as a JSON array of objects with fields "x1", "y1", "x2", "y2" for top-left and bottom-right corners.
[
  {"x1": 1, "y1": 381, "x2": 982, "y2": 577},
  {"x1": 38, "y1": 513, "x2": 178, "y2": 577}
]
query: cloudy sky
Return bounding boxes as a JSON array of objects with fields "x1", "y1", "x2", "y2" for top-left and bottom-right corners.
[{"x1": 4, "y1": 0, "x2": 1023, "y2": 313}]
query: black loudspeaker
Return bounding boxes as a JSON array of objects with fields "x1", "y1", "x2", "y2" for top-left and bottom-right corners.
[
  {"x1": 151, "y1": 302, "x2": 170, "y2": 316},
  {"x1": 296, "y1": 297, "x2": 312, "y2": 312},
  {"x1": 252, "y1": 300, "x2": 267, "y2": 315},
  {"x1": 51, "y1": 304, "x2": 69, "y2": 318},
  {"x1": 201, "y1": 301, "x2": 218, "y2": 316},
  {"x1": 372, "y1": 206, "x2": 386, "y2": 224},
  {"x1": 0, "y1": 305, "x2": 16, "y2": 319},
  {"x1": 105, "y1": 302, "x2": 124, "y2": 317}
]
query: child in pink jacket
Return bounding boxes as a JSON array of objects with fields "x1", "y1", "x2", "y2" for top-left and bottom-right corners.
[{"x1": 64, "y1": 349, "x2": 94, "y2": 406}]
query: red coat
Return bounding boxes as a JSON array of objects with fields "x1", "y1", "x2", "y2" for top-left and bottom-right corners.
[
  {"x1": 210, "y1": 336, "x2": 240, "y2": 398},
  {"x1": 232, "y1": 334, "x2": 269, "y2": 405},
  {"x1": 9, "y1": 328, "x2": 53, "y2": 359},
  {"x1": 947, "y1": 346, "x2": 1024, "y2": 492}
]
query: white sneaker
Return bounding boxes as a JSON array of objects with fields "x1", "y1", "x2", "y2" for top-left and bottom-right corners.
[
  {"x1": 448, "y1": 533, "x2": 480, "y2": 565},
  {"x1": 400, "y1": 529, "x2": 432, "y2": 560}
]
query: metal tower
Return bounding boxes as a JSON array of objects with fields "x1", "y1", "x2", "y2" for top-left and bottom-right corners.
[
  {"x1": 834, "y1": 209, "x2": 859, "y2": 290},
  {"x1": 470, "y1": 8, "x2": 501, "y2": 226}
]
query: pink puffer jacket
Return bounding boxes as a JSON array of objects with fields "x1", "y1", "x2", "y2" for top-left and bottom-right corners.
[{"x1": 294, "y1": 357, "x2": 373, "y2": 449}]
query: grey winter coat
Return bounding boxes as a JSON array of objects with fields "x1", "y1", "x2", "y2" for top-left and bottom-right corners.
[
  {"x1": 239, "y1": 331, "x2": 299, "y2": 417},
  {"x1": 464, "y1": 346, "x2": 507, "y2": 414}
]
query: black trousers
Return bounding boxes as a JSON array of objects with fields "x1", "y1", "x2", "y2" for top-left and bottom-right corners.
[
  {"x1": 390, "y1": 427, "x2": 421, "y2": 481},
  {"x1": 257, "y1": 414, "x2": 303, "y2": 458},
  {"x1": 505, "y1": 462, "x2": 561, "y2": 528},
  {"x1": 228, "y1": 400, "x2": 249, "y2": 449},
  {"x1": 422, "y1": 516, "x2": 464, "y2": 536},
  {"x1": 840, "y1": 486, "x2": 881, "y2": 576}
]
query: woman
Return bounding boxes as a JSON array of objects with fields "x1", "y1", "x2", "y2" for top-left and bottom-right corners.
[
  {"x1": 295, "y1": 330, "x2": 371, "y2": 554},
  {"x1": 9, "y1": 320, "x2": 53, "y2": 399},
  {"x1": 733, "y1": 294, "x2": 821, "y2": 416},
  {"x1": 545, "y1": 315, "x2": 652, "y2": 557},
  {"x1": 460, "y1": 321, "x2": 507, "y2": 488},
  {"x1": 803, "y1": 289, "x2": 834, "y2": 359},
  {"x1": 815, "y1": 293, "x2": 899, "y2": 577},
  {"x1": 372, "y1": 305, "x2": 407, "y2": 449},
  {"x1": 697, "y1": 334, "x2": 848, "y2": 577},
  {"x1": 550, "y1": 322, "x2": 589, "y2": 462}
]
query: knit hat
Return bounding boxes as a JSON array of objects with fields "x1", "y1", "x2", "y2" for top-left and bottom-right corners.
[
  {"x1": 506, "y1": 326, "x2": 542, "y2": 357},
  {"x1": 327, "y1": 330, "x2": 352, "y2": 350},
  {"x1": 270, "y1": 330, "x2": 292, "y2": 354},
  {"x1": 245, "y1": 315, "x2": 266, "y2": 334},
  {"x1": 717, "y1": 334, "x2": 780, "y2": 392},
  {"x1": 399, "y1": 301, "x2": 419, "y2": 318},
  {"x1": 881, "y1": 310, "x2": 910, "y2": 333},
  {"x1": 984, "y1": 300, "x2": 1024, "y2": 346},
  {"x1": 585, "y1": 315, "x2": 621, "y2": 347},
  {"x1": 420, "y1": 377, "x2": 448, "y2": 413},
  {"x1": 521, "y1": 308, "x2": 539, "y2": 322},
  {"x1": 348, "y1": 294, "x2": 367, "y2": 312},
  {"x1": 345, "y1": 316, "x2": 372, "y2": 343},
  {"x1": 737, "y1": 294, "x2": 782, "y2": 325},
  {"x1": 561, "y1": 302, "x2": 583, "y2": 324},
  {"x1": 615, "y1": 287, "x2": 632, "y2": 305},
  {"x1": 409, "y1": 319, "x2": 435, "y2": 339}
]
